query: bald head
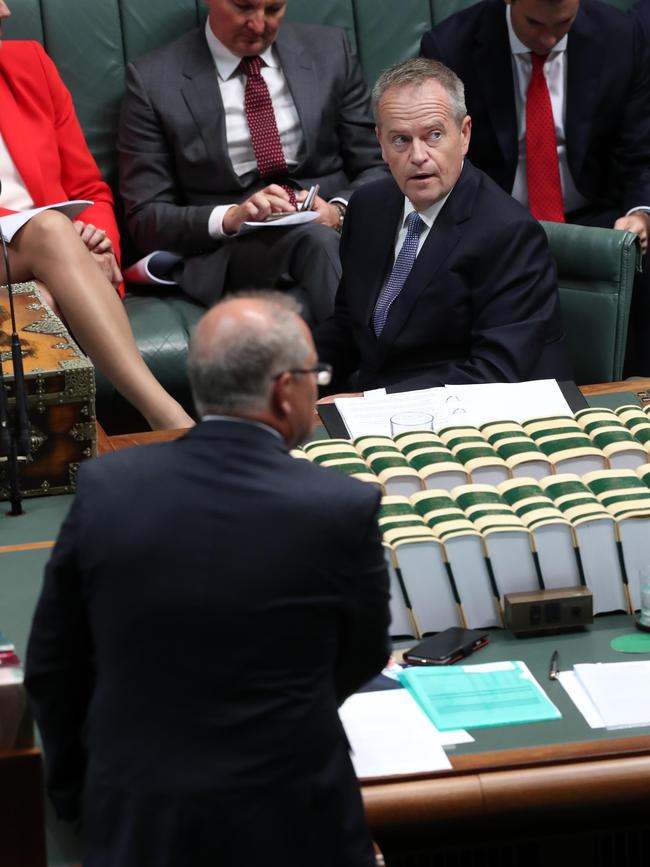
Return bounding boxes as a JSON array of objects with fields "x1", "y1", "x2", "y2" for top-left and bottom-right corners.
[{"x1": 188, "y1": 292, "x2": 313, "y2": 419}]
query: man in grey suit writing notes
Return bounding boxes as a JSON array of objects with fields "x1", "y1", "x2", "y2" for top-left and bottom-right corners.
[{"x1": 119, "y1": 0, "x2": 387, "y2": 324}]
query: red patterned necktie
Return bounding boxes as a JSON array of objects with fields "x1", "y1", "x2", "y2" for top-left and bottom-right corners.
[
  {"x1": 526, "y1": 53, "x2": 565, "y2": 223},
  {"x1": 241, "y1": 55, "x2": 297, "y2": 208}
]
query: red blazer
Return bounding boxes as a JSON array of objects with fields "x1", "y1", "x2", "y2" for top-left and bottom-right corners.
[{"x1": 0, "y1": 41, "x2": 122, "y2": 294}]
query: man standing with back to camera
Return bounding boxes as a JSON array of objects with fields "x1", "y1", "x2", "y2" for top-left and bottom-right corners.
[
  {"x1": 25, "y1": 292, "x2": 391, "y2": 867},
  {"x1": 118, "y1": 0, "x2": 386, "y2": 325}
]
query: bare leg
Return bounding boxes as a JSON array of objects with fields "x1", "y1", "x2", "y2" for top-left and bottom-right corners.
[{"x1": 3, "y1": 211, "x2": 194, "y2": 430}]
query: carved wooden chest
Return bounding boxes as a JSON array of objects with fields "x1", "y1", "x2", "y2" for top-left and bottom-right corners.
[{"x1": 0, "y1": 281, "x2": 96, "y2": 499}]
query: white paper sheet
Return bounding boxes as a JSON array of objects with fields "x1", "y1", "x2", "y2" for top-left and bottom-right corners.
[
  {"x1": 0, "y1": 200, "x2": 92, "y2": 242},
  {"x1": 557, "y1": 670, "x2": 605, "y2": 728},
  {"x1": 0, "y1": 667, "x2": 23, "y2": 686},
  {"x1": 572, "y1": 661, "x2": 650, "y2": 729},
  {"x1": 339, "y1": 689, "x2": 457, "y2": 778},
  {"x1": 334, "y1": 380, "x2": 572, "y2": 439},
  {"x1": 239, "y1": 210, "x2": 318, "y2": 234}
]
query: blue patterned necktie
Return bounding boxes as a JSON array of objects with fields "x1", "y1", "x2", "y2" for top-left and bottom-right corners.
[{"x1": 372, "y1": 210, "x2": 426, "y2": 336}]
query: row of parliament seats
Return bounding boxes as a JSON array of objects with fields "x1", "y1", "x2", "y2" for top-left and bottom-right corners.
[{"x1": 6, "y1": 0, "x2": 642, "y2": 430}]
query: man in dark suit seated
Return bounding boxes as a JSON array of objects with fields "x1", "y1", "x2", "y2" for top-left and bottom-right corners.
[
  {"x1": 421, "y1": 0, "x2": 650, "y2": 371},
  {"x1": 315, "y1": 57, "x2": 571, "y2": 394},
  {"x1": 118, "y1": 0, "x2": 387, "y2": 325},
  {"x1": 25, "y1": 293, "x2": 391, "y2": 867}
]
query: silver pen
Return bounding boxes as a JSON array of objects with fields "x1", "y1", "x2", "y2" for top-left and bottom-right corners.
[{"x1": 300, "y1": 184, "x2": 320, "y2": 212}]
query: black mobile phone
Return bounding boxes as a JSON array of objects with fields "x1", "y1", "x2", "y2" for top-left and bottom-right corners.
[{"x1": 403, "y1": 627, "x2": 489, "y2": 666}]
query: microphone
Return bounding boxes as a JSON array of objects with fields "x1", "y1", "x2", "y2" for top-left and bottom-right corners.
[
  {"x1": 0, "y1": 231, "x2": 31, "y2": 457},
  {"x1": 0, "y1": 178, "x2": 31, "y2": 515}
]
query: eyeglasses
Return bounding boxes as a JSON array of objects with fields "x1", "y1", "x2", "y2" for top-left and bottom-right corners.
[{"x1": 272, "y1": 362, "x2": 333, "y2": 387}]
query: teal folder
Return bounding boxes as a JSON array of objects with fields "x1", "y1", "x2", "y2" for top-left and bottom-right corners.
[{"x1": 397, "y1": 661, "x2": 562, "y2": 731}]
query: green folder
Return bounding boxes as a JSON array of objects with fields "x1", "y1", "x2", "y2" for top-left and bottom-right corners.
[{"x1": 397, "y1": 661, "x2": 562, "y2": 731}]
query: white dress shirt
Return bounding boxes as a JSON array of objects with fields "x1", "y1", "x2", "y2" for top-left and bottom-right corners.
[
  {"x1": 204, "y1": 21, "x2": 302, "y2": 239},
  {"x1": 0, "y1": 131, "x2": 34, "y2": 210},
  {"x1": 394, "y1": 192, "x2": 452, "y2": 260}
]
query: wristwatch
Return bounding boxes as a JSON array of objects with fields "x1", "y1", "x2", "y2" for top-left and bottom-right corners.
[{"x1": 331, "y1": 202, "x2": 346, "y2": 234}]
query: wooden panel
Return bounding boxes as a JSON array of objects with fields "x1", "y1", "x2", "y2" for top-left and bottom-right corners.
[{"x1": 0, "y1": 749, "x2": 46, "y2": 867}]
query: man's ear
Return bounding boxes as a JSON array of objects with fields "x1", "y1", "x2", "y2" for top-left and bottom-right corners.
[
  {"x1": 271, "y1": 371, "x2": 293, "y2": 419},
  {"x1": 460, "y1": 115, "x2": 472, "y2": 155},
  {"x1": 375, "y1": 125, "x2": 387, "y2": 163}
]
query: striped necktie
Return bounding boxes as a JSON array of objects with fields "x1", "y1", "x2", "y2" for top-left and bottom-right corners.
[{"x1": 373, "y1": 211, "x2": 426, "y2": 336}]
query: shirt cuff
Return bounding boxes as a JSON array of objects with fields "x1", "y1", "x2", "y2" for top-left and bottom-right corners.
[
  {"x1": 626, "y1": 206, "x2": 650, "y2": 216},
  {"x1": 208, "y1": 204, "x2": 237, "y2": 239},
  {"x1": 329, "y1": 197, "x2": 348, "y2": 207}
]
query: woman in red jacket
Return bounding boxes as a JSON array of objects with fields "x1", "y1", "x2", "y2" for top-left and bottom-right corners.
[{"x1": 0, "y1": 5, "x2": 193, "y2": 430}]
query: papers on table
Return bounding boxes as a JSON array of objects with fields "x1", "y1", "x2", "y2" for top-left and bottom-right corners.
[
  {"x1": 334, "y1": 380, "x2": 573, "y2": 439},
  {"x1": 239, "y1": 210, "x2": 318, "y2": 234},
  {"x1": 559, "y1": 661, "x2": 650, "y2": 729},
  {"x1": 339, "y1": 689, "x2": 460, "y2": 778},
  {"x1": 398, "y1": 661, "x2": 562, "y2": 731},
  {"x1": 0, "y1": 200, "x2": 93, "y2": 242}
]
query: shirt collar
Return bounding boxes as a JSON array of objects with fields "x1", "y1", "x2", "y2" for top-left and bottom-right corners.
[
  {"x1": 204, "y1": 19, "x2": 279, "y2": 80},
  {"x1": 404, "y1": 185, "x2": 454, "y2": 230},
  {"x1": 201, "y1": 414, "x2": 284, "y2": 441},
  {"x1": 506, "y1": 5, "x2": 568, "y2": 57}
]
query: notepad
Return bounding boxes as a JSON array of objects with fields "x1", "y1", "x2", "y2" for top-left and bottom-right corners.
[
  {"x1": 572, "y1": 661, "x2": 650, "y2": 729},
  {"x1": 397, "y1": 660, "x2": 562, "y2": 731},
  {"x1": 338, "y1": 690, "x2": 455, "y2": 778}
]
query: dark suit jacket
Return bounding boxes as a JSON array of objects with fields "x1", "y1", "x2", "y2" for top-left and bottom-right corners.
[
  {"x1": 25, "y1": 421, "x2": 390, "y2": 867},
  {"x1": 315, "y1": 162, "x2": 571, "y2": 392},
  {"x1": 118, "y1": 22, "x2": 386, "y2": 257},
  {"x1": 634, "y1": 0, "x2": 650, "y2": 41},
  {"x1": 421, "y1": 0, "x2": 650, "y2": 220}
]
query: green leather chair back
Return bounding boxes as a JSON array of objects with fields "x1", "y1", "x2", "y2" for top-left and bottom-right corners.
[{"x1": 541, "y1": 222, "x2": 641, "y2": 385}]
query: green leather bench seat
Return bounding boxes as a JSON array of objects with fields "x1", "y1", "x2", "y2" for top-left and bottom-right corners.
[
  {"x1": 5, "y1": 0, "x2": 640, "y2": 430},
  {"x1": 541, "y1": 222, "x2": 640, "y2": 385}
]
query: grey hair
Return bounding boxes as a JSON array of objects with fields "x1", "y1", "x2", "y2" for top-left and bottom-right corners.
[
  {"x1": 372, "y1": 58, "x2": 467, "y2": 126},
  {"x1": 188, "y1": 291, "x2": 311, "y2": 416}
]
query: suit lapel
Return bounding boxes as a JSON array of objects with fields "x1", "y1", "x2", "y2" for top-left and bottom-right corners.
[
  {"x1": 356, "y1": 184, "x2": 403, "y2": 338},
  {"x1": 377, "y1": 165, "x2": 476, "y2": 355},
  {"x1": 180, "y1": 32, "x2": 244, "y2": 192},
  {"x1": 566, "y1": 7, "x2": 600, "y2": 183},
  {"x1": 474, "y1": 3, "x2": 518, "y2": 171},
  {"x1": 0, "y1": 63, "x2": 47, "y2": 204},
  {"x1": 274, "y1": 26, "x2": 319, "y2": 169}
]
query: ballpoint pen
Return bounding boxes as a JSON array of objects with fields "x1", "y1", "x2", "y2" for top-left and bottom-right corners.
[
  {"x1": 300, "y1": 184, "x2": 320, "y2": 212},
  {"x1": 549, "y1": 649, "x2": 560, "y2": 681}
]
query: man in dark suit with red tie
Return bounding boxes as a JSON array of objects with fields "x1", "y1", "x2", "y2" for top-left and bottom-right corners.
[{"x1": 421, "y1": 0, "x2": 650, "y2": 369}]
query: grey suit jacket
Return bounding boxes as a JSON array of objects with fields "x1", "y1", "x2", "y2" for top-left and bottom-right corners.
[{"x1": 118, "y1": 22, "x2": 386, "y2": 257}]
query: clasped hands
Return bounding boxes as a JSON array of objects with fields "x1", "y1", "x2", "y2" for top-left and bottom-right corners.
[
  {"x1": 73, "y1": 220, "x2": 122, "y2": 290},
  {"x1": 223, "y1": 184, "x2": 340, "y2": 235}
]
